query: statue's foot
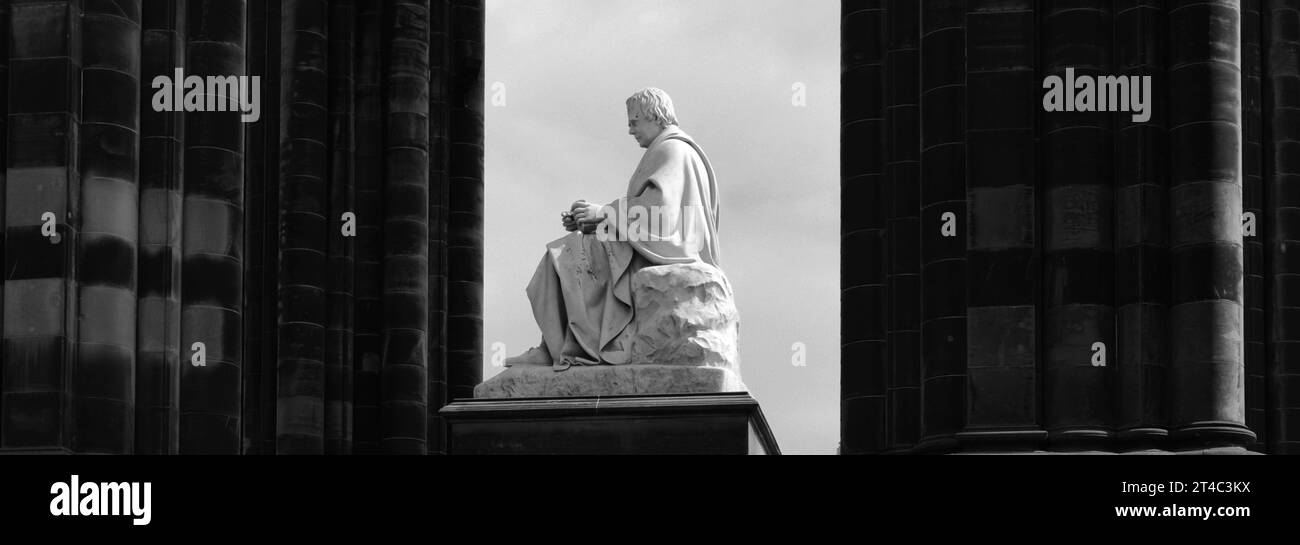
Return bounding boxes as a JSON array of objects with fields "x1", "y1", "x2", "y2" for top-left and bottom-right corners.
[{"x1": 504, "y1": 345, "x2": 552, "y2": 367}]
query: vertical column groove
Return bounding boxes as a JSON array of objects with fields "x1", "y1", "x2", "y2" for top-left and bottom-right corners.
[
  {"x1": 242, "y1": 0, "x2": 268, "y2": 455},
  {"x1": 1242, "y1": 0, "x2": 1267, "y2": 450},
  {"x1": 428, "y1": 0, "x2": 450, "y2": 454},
  {"x1": 446, "y1": 0, "x2": 483, "y2": 409},
  {"x1": 326, "y1": 0, "x2": 357, "y2": 456},
  {"x1": 351, "y1": 0, "x2": 383, "y2": 454}
]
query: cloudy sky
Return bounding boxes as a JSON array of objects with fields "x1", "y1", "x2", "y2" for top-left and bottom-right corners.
[{"x1": 483, "y1": 0, "x2": 840, "y2": 454}]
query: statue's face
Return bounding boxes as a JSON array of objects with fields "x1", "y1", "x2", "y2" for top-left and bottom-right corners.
[{"x1": 627, "y1": 110, "x2": 664, "y2": 149}]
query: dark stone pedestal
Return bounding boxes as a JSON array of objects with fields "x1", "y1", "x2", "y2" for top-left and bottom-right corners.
[
  {"x1": 440, "y1": 392, "x2": 780, "y2": 454},
  {"x1": 0, "y1": 448, "x2": 72, "y2": 455}
]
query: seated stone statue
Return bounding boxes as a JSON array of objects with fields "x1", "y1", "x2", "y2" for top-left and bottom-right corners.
[{"x1": 487, "y1": 88, "x2": 742, "y2": 397}]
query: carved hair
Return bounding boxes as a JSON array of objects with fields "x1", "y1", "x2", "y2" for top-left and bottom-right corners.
[{"x1": 626, "y1": 87, "x2": 679, "y2": 128}]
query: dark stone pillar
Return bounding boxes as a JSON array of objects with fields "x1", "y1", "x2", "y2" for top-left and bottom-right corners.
[
  {"x1": 77, "y1": 0, "x2": 142, "y2": 454},
  {"x1": 352, "y1": 0, "x2": 384, "y2": 455},
  {"x1": 961, "y1": 0, "x2": 1043, "y2": 449},
  {"x1": 885, "y1": 0, "x2": 921, "y2": 451},
  {"x1": 1265, "y1": 0, "x2": 1300, "y2": 454},
  {"x1": 1042, "y1": 0, "x2": 1116, "y2": 448},
  {"x1": 2, "y1": 0, "x2": 83, "y2": 453},
  {"x1": 841, "y1": 0, "x2": 887, "y2": 454},
  {"x1": 1167, "y1": 0, "x2": 1252, "y2": 447},
  {"x1": 918, "y1": 0, "x2": 967, "y2": 452},
  {"x1": 137, "y1": 0, "x2": 185, "y2": 457},
  {"x1": 275, "y1": 0, "x2": 329, "y2": 454},
  {"x1": 0, "y1": 0, "x2": 9, "y2": 449},
  {"x1": 1242, "y1": 0, "x2": 1267, "y2": 450},
  {"x1": 1114, "y1": 0, "x2": 1170, "y2": 449},
  {"x1": 428, "y1": 0, "x2": 450, "y2": 454},
  {"x1": 379, "y1": 0, "x2": 431, "y2": 454},
  {"x1": 179, "y1": 0, "x2": 246, "y2": 454},
  {"x1": 326, "y1": 0, "x2": 357, "y2": 455},
  {"x1": 242, "y1": 0, "x2": 271, "y2": 455},
  {"x1": 446, "y1": 0, "x2": 483, "y2": 407}
]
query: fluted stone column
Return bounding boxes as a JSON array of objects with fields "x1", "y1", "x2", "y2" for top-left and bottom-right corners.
[
  {"x1": 884, "y1": 0, "x2": 921, "y2": 451},
  {"x1": 380, "y1": 0, "x2": 431, "y2": 454},
  {"x1": 839, "y1": 0, "x2": 1290, "y2": 454},
  {"x1": 2, "y1": 0, "x2": 83, "y2": 453},
  {"x1": 1114, "y1": 0, "x2": 1171, "y2": 449},
  {"x1": 1265, "y1": 0, "x2": 1300, "y2": 454},
  {"x1": 275, "y1": 0, "x2": 329, "y2": 454},
  {"x1": 841, "y1": 0, "x2": 888, "y2": 454},
  {"x1": 138, "y1": 0, "x2": 186, "y2": 455},
  {"x1": 428, "y1": 0, "x2": 451, "y2": 454},
  {"x1": 961, "y1": 0, "x2": 1042, "y2": 449},
  {"x1": 326, "y1": 0, "x2": 357, "y2": 456},
  {"x1": 1042, "y1": 0, "x2": 1116, "y2": 447},
  {"x1": 1166, "y1": 0, "x2": 1252, "y2": 447},
  {"x1": 76, "y1": 0, "x2": 142, "y2": 454},
  {"x1": 352, "y1": 0, "x2": 384, "y2": 455},
  {"x1": 179, "y1": 0, "x2": 246, "y2": 454},
  {"x1": 242, "y1": 0, "x2": 271, "y2": 455},
  {"x1": 917, "y1": 0, "x2": 967, "y2": 452},
  {"x1": 0, "y1": 0, "x2": 9, "y2": 448},
  {"x1": 446, "y1": 0, "x2": 484, "y2": 407}
]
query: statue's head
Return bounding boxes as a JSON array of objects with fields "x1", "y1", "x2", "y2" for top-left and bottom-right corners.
[{"x1": 626, "y1": 87, "x2": 677, "y2": 148}]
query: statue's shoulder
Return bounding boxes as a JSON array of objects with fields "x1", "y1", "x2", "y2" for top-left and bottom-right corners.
[
  {"x1": 662, "y1": 130, "x2": 695, "y2": 145},
  {"x1": 660, "y1": 137, "x2": 692, "y2": 151},
  {"x1": 657, "y1": 134, "x2": 703, "y2": 159}
]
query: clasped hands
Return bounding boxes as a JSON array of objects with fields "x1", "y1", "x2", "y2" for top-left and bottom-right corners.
[{"x1": 562, "y1": 200, "x2": 605, "y2": 233}]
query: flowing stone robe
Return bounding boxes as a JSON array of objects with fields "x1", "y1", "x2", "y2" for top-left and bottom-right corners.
[{"x1": 524, "y1": 126, "x2": 720, "y2": 369}]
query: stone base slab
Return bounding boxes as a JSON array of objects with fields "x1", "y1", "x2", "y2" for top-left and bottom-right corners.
[
  {"x1": 474, "y1": 363, "x2": 746, "y2": 398},
  {"x1": 440, "y1": 392, "x2": 780, "y2": 454}
]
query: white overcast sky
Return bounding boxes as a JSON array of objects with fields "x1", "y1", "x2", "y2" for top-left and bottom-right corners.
[{"x1": 483, "y1": 0, "x2": 840, "y2": 454}]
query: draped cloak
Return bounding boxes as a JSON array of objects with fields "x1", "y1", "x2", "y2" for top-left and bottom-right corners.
[{"x1": 524, "y1": 126, "x2": 719, "y2": 369}]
